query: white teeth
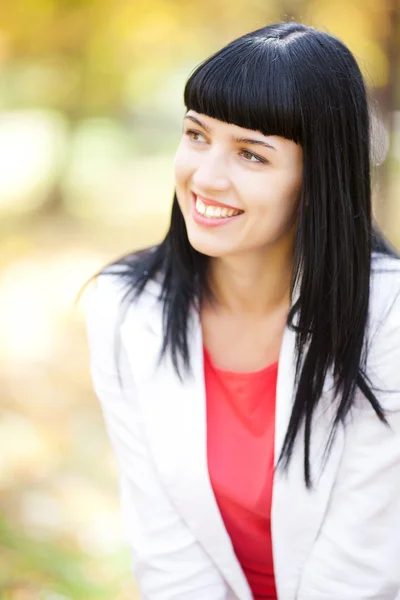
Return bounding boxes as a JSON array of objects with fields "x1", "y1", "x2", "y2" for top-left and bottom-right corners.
[
  {"x1": 197, "y1": 198, "x2": 206, "y2": 212},
  {"x1": 195, "y1": 197, "x2": 241, "y2": 219},
  {"x1": 205, "y1": 206, "x2": 214, "y2": 217}
]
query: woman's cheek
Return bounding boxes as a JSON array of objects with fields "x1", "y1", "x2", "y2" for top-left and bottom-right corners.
[{"x1": 174, "y1": 148, "x2": 194, "y2": 184}]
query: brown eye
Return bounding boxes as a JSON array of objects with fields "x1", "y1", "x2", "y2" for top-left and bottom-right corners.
[
  {"x1": 185, "y1": 130, "x2": 206, "y2": 142},
  {"x1": 240, "y1": 149, "x2": 265, "y2": 164}
]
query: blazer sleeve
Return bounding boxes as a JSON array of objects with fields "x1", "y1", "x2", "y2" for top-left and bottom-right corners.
[
  {"x1": 297, "y1": 280, "x2": 400, "y2": 600},
  {"x1": 85, "y1": 275, "x2": 230, "y2": 600}
]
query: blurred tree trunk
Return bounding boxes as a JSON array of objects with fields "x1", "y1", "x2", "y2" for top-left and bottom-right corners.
[
  {"x1": 374, "y1": 0, "x2": 400, "y2": 235},
  {"x1": 37, "y1": 114, "x2": 78, "y2": 217}
]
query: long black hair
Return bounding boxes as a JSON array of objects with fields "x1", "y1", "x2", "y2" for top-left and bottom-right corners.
[{"x1": 95, "y1": 22, "x2": 400, "y2": 487}]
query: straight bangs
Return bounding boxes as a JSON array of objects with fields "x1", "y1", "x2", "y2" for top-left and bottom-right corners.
[{"x1": 184, "y1": 37, "x2": 303, "y2": 144}]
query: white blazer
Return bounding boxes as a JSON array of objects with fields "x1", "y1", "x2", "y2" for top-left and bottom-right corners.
[{"x1": 86, "y1": 253, "x2": 400, "y2": 600}]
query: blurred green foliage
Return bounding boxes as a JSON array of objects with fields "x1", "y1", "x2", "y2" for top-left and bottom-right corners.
[{"x1": 0, "y1": 516, "x2": 117, "y2": 598}]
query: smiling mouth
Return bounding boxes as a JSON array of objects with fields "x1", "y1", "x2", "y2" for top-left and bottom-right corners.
[{"x1": 194, "y1": 195, "x2": 244, "y2": 219}]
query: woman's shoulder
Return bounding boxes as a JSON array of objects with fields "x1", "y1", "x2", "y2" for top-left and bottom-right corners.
[
  {"x1": 87, "y1": 245, "x2": 163, "y2": 330},
  {"x1": 370, "y1": 252, "x2": 400, "y2": 318},
  {"x1": 371, "y1": 250, "x2": 400, "y2": 272},
  {"x1": 97, "y1": 245, "x2": 162, "y2": 293},
  {"x1": 365, "y1": 253, "x2": 400, "y2": 408}
]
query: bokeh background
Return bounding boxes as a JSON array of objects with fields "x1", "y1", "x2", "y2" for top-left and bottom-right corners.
[{"x1": 1, "y1": 0, "x2": 400, "y2": 598}]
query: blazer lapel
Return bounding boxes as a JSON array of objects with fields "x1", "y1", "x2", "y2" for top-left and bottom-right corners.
[
  {"x1": 271, "y1": 320, "x2": 345, "y2": 600},
  {"x1": 121, "y1": 292, "x2": 253, "y2": 600}
]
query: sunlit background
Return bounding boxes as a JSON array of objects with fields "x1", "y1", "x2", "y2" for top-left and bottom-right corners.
[{"x1": 1, "y1": 1, "x2": 400, "y2": 598}]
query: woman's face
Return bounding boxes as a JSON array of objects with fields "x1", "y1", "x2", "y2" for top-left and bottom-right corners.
[{"x1": 174, "y1": 110, "x2": 303, "y2": 258}]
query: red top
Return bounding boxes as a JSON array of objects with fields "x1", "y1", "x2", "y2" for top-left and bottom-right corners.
[{"x1": 204, "y1": 345, "x2": 278, "y2": 600}]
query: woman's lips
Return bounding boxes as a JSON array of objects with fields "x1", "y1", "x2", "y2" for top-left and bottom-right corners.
[{"x1": 191, "y1": 193, "x2": 244, "y2": 228}]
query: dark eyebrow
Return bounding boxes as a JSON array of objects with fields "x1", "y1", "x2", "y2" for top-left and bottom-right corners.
[
  {"x1": 183, "y1": 114, "x2": 277, "y2": 151},
  {"x1": 184, "y1": 114, "x2": 212, "y2": 133},
  {"x1": 235, "y1": 137, "x2": 277, "y2": 151}
]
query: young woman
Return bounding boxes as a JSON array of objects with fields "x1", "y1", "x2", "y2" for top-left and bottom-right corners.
[{"x1": 86, "y1": 22, "x2": 400, "y2": 600}]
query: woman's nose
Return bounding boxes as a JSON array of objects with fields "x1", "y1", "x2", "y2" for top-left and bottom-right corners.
[{"x1": 192, "y1": 154, "x2": 230, "y2": 192}]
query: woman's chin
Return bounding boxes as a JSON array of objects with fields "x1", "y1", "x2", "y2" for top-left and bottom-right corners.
[{"x1": 186, "y1": 230, "x2": 230, "y2": 258}]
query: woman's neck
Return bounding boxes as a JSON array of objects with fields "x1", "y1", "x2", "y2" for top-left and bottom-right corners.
[{"x1": 206, "y1": 246, "x2": 294, "y2": 318}]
